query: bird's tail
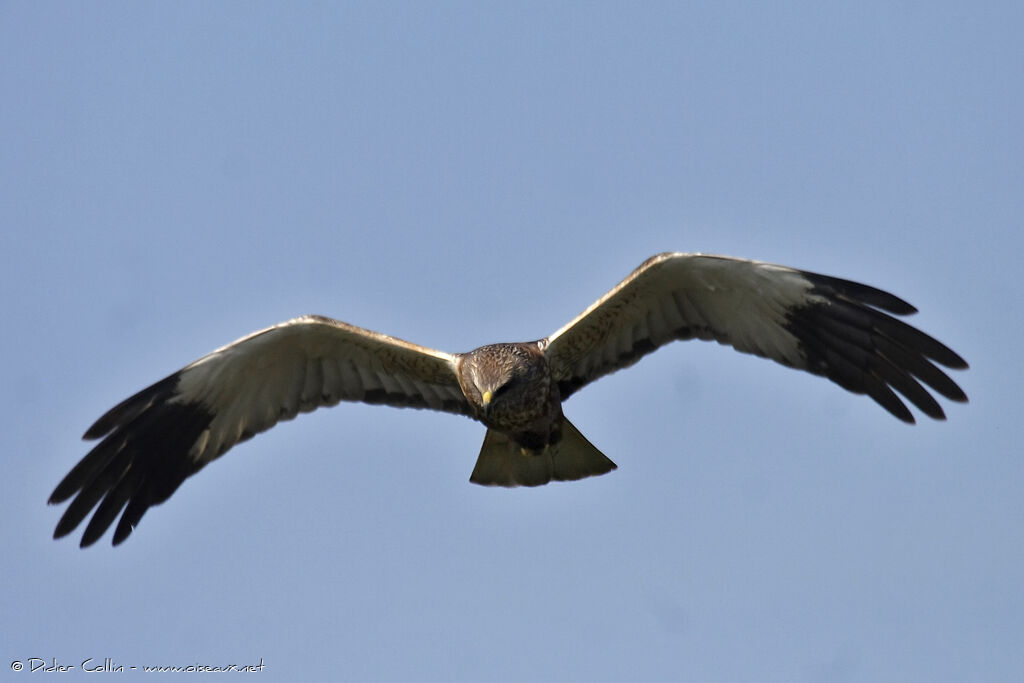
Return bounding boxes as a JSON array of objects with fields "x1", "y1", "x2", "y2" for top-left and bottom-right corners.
[{"x1": 469, "y1": 418, "x2": 617, "y2": 487}]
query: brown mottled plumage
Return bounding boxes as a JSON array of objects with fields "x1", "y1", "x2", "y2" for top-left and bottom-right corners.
[
  {"x1": 458, "y1": 344, "x2": 555, "y2": 438},
  {"x1": 456, "y1": 342, "x2": 616, "y2": 486},
  {"x1": 50, "y1": 253, "x2": 968, "y2": 546}
]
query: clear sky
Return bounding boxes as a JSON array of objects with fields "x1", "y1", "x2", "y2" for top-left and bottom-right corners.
[{"x1": 2, "y1": 2, "x2": 1020, "y2": 681}]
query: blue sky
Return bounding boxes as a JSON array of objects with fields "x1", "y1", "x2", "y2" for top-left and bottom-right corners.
[{"x1": 2, "y1": 2, "x2": 1020, "y2": 681}]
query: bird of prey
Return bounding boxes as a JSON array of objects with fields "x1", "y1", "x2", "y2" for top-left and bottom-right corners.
[{"x1": 49, "y1": 253, "x2": 968, "y2": 547}]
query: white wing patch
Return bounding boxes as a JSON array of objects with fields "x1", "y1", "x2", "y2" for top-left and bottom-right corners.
[
  {"x1": 545, "y1": 254, "x2": 822, "y2": 388},
  {"x1": 169, "y1": 315, "x2": 468, "y2": 462}
]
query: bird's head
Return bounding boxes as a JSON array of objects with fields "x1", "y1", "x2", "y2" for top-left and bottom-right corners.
[{"x1": 460, "y1": 342, "x2": 551, "y2": 429}]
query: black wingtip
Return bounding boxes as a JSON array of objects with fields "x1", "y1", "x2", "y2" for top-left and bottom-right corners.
[
  {"x1": 785, "y1": 282, "x2": 968, "y2": 425},
  {"x1": 111, "y1": 524, "x2": 133, "y2": 546},
  {"x1": 82, "y1": 422, "x2": 109, "y2": 441},
  {"x1": 49, "y1": 478, "x2": 79, "y2": 506},
  {"x1": 80, "y1": 520, "x2": 109, "y2": 548},
  {"x1": 81, "y1": 373, "x2": 183, "y2": 441},
  {"x1": 802, "y1": 272, "x2": 919, "y2": 315},
  {"x1": 942, "y1": 351, "x2": 970, "y2": 372},
  {"x1": 53, "y1": 511, "x2": 81, "y2": 541},
  {"x1": 52, "y1": 395, "x2": 213, "y2": 548},
  {"x1": 887, "y1": 396, "x2": 917, "y2": 425}
]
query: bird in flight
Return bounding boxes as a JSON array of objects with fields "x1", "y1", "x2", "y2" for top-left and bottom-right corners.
[{"x1": 50, "y1": 253, "x2": 968, "y2": 547}]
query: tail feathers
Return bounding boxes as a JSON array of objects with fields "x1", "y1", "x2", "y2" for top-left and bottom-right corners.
[{"x1": 469, "y1": 418, "x2": 617, "y2": 487}]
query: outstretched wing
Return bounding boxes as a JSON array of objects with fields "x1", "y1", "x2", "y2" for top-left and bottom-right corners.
[
  {"x1": 543, "y1": 252, "x2": 967, "y2": 421},
  {"x1": 50, "y1": 315, "x2": 470, "y2": 547}
]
